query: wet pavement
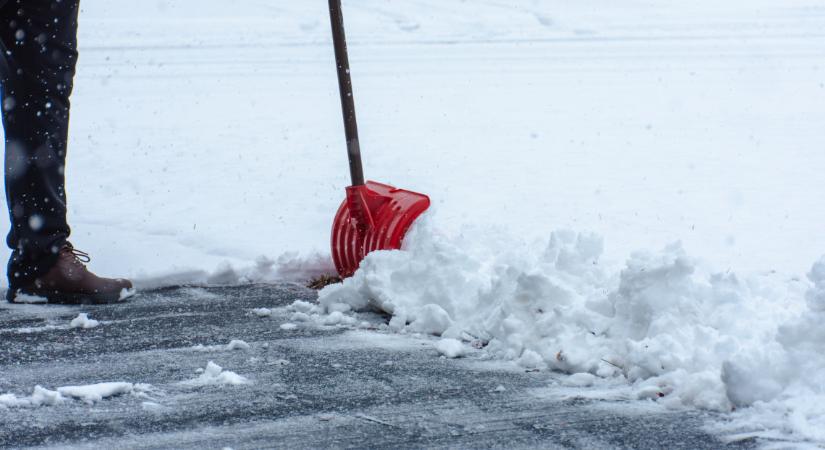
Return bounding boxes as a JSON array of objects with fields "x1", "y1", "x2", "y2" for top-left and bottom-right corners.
[{"x1": 0, "y1": 284, "x2": 753, "y2": 449}]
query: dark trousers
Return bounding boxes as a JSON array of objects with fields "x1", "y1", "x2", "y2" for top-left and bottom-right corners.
[{"x1": 0, "y1": 0, "x2": 78, "y2": 287}]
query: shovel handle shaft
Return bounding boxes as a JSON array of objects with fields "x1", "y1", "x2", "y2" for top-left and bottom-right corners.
[{"x1": 329, "y1": 0, "x2": 365, "y2": 187}]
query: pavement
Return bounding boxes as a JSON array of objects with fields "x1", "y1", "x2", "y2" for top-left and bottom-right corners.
[{"x1": 0, "y1": 284, "x2": 754, "y2": 449}]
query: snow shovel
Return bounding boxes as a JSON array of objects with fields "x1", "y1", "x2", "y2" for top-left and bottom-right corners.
[{"x1": 327, "y1": 0, "x2": 430, "y2": 278}]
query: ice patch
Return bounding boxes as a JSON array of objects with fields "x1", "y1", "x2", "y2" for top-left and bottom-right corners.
[
  {"x1": 70, "y1": 313, "x2": 100, "y2": 329},
  {"x1": 181, "y1": 361, "x2": 250, "y2": 386},
  {"x1": 316, "y1": 220, "x2": 825, "y2": 444}
]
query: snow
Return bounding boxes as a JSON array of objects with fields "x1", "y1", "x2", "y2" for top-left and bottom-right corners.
[
  {"x1": 192, "y1": 340, "x2": 251, "y2": 352},
  {"x1": 251, "y1": 308, "x2": 273, "y2": 318},
  {"x1": 434, "y1": 338, "x2": 466, "y2": 358},
  {"x1": 11, "y1": 293, "x2": 48, "y2": 304},
  {"x1": 0, "y1": 386, "x2": 64, "y2": 408},
  {"x1": 226, "y1": 340, "x2": 250, "y2": 351},
  {"x1": 1, "y1": 382, "x2": 147, "y2": 407},
  {"x1": 58, "y1": 382, "x2": 138, "y2": 404},
  {"x1": 70, "y1": 313, "x2": 100, "y2": 329},
  {"x1": 181, "y1": 362, "x2": 250, "y2": 387}
]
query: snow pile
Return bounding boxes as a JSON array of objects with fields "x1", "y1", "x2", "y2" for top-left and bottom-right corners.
[
  {"x1": 316, "y1": 220, "x2": 825, "y2": 443},
  {"x1": 0, "y1": 386, "x2": 65, "y2": 408},
  {"x1": 58, "y1": 382, "x2": 145, "y2": 404},
  {"x1": 70, "y1": 313, "x2": 100, "y2": 329},
  {"x1": 182, "y1": 361, "x2": 250, "y2": 387},
  {"x1": 1, "y1": 382, "x2": 148, "y2": 408}
]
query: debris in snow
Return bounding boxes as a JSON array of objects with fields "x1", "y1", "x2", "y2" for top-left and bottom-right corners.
[
  {"x1": 181, "y1": 361, "x2": 250, "y2": 386},
  {"x1": 226, "y1": 340, "x2": 250, "y2": 351},
  {"x1": 251, "y1": 308, "x2": 273, "y2": 317},
  {"x1": 69, "y1": 313, "x2": 100, "y2": 329},
  {"x1": 434, "y1": 338, "x2": 466, "y2": 358},
  {"x1": 280, "y1": 323, "x2": 297, "y2": 331}
]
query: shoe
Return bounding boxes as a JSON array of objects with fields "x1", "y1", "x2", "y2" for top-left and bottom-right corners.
[{"x1": 7, "y1": 243, "x2": 134, "y2": 304}]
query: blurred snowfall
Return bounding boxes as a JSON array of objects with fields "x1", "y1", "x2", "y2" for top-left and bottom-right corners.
[{"x1": 1, "y1": 0, "x2": 822, "y2": 284}]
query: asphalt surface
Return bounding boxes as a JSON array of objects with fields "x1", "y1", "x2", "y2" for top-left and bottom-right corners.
[{"x1": 0, "y1": 284, "x2": 754, "y2": 449}]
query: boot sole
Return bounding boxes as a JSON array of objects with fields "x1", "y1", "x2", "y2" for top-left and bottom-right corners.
[{"x1": 7, "y1": 288, "x2": 134, "y2": 305}]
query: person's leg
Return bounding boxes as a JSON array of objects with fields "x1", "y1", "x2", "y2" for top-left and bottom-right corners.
[{"x1": 0, "y1": 0, "x2": 78, "y2": 287}]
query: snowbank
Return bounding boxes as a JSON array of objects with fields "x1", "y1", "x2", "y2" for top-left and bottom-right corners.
[{"x1": 315, "y1": 219, "x2": 823, "y2": 444}]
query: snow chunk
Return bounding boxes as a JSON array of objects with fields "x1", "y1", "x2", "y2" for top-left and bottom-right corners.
[
  {"x1": 434, "y1": 338, "x2": 466, "y2": 358},
  {"x1": 70, "y1": 313, "x2": 100, "y2": 329},
  {"x1": 226, "y1": 340, "x2": 250, "y2": 351},
  {"x1": 12, "y1": 292, "x2": 48, "y2": 304},
  {"x1": 408, "y1": 304, "x2": 453, "y2": 335},
  {"x1": 0, "y1": 386, "x2": 64, "y2": 408},
  {"x1": 280, "y1": 323, "x2": 298, "y2": 331},
  {"x1": 251, "y1": 308, "x2": 272, "y2": 317},
  {"x1": 57, "y1": 382, "x2": 136, "y2": 404},
  {"x1": 182, "y1": 361, "x2": 250, "y2": 386}
]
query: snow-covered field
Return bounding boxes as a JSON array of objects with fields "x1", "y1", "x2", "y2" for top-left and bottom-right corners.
[{"x1": 3, "y1": 0, "x2": 825, "y2": 447}]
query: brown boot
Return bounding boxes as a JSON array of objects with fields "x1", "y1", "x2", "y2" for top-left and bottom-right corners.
[{"x1": 9, "y1": 243, "x2": 134, "y2": 304}]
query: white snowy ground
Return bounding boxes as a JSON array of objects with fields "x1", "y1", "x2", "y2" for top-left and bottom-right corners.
[{"x1": 2, "y1": 0, "x2": 825, "y2": 447}]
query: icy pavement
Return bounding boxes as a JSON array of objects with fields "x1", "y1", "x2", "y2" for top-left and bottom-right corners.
[{"x1": 0, "y1": 284, "x2": 749, "y2": 449}]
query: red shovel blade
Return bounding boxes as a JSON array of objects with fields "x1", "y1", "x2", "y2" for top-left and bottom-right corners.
[{"x1": 331, "y1": 180, "x2": 430, "y2": 278}]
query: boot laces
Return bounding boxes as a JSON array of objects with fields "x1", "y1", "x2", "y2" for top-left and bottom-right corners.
[{"x1": 61, "y1": 244, "x2": 91, "y2": 266}]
